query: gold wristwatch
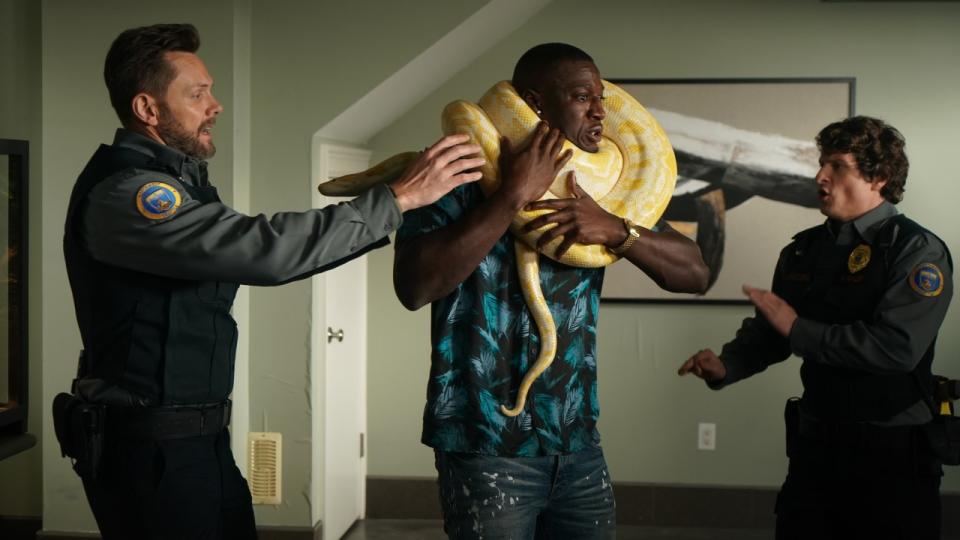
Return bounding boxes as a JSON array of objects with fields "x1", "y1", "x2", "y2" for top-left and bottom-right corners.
[{"x1": 610, "y1": 218, "x2": 642, "y2": 255}]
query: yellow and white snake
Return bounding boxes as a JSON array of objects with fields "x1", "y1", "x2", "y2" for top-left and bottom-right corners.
[{"x1": 319, "y1": 80, "x2": 676, "y2": 417}]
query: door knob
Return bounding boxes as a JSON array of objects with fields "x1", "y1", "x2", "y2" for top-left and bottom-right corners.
[{"x1": 327, "y1": 327, "x2": 344, "y2": 343}]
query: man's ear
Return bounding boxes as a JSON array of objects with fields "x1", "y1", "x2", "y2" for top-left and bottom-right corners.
[
  {"x1": 870, "y1": 177, "x2": 889, "y2": 194},
  {"x1": 520, "y1": 89, "x2": 542, "y2": 116},
  {"x1": 131, "y1": 93, "x2": 161, "y2": 127}
]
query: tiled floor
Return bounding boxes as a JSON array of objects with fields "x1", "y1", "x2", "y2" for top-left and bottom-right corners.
[{"x1": 342, "y1": 519, "x2": 774, "y2": 539}]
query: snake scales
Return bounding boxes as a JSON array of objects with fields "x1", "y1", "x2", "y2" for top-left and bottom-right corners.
[{"x1": 318, "y1": 80, "x2": 676, "y2": 416}]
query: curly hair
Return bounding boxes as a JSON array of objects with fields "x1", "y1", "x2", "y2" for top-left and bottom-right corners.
[
  {"x1": 816, "y1": 116, "x2": 908, "y2": 204},
  {"x1": 104, "y1": 23, "x2": 200, "y2": 126}
]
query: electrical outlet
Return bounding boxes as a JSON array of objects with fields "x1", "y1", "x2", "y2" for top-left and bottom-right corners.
[{"x1": 698, "y1": 422, "x2": 716, "y2": 450}]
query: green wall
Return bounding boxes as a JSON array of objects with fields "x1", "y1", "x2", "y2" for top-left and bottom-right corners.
[
  {"x1": 0, "y1": 0, "x2": 42, "y2": 519},
  {"x1": 7, "y1": 0, "x2": 960, "y2": 534},
  {"x1": 246, "y1": 0, "x2": 489, "y2": 526},
  {"x1": 366, "y1": 0, "x2": 960, "y2": 491}
]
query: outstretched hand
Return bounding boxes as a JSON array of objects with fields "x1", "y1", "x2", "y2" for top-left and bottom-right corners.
[
  {"x1": 678, "y1": 348, "x2": 727, "y2": 382},
  {"x1": 521, "y1": 172, "x2": 625, "y2": 258},
  {"x1": 742, "y1": 284, "x2": 797, "y2": 337},
  {"x1": 389, "y1": 133, "x2": 485, "y2": 213}
]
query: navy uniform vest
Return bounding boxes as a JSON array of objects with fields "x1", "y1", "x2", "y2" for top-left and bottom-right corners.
[
  {"x1": 777, "y1": 215, "x2": 935, "y2": 422},
  {"x1": 64, "y1": 144, "x2": 238, "y2": 406}
]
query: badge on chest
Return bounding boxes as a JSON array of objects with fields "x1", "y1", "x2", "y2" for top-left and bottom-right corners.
[{"x1": 847, "y1": 244, "x2": 871, "y2": 274}]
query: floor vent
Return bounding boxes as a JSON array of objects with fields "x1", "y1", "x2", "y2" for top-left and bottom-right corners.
[{"x1": 248, "y1": 432, "x2": 282, "y2": 505}]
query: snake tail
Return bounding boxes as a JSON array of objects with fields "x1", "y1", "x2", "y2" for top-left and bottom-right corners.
[
  {"x1": 500, "y1": 242, "x2": 558, "y2": 417},
  {"x1": 317, "y1": 151, "x2": 419, "y2": 196}
]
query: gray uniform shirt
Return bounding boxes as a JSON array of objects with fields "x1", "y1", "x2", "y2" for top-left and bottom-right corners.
[
  {"x1": 82, "y1": 129, "x2": 401, "y2": 285},
  {"x1": 711, "y1": 202, "x2": 953, "y2": 425}
]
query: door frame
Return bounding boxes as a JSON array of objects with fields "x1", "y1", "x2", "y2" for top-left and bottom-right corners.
[{"x1": 310, "y1": 141, "x2": 372, "y2": 533}]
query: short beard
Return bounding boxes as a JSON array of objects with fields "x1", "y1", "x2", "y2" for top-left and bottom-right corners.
[{"x1": 157, "y1": 105, "x2": 216, "y2": 160}]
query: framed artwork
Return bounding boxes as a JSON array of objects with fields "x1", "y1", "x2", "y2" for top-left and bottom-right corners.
[
  {"x1": 601, "y1": 78, "x2": 855, "y2": 304},
  {"x1": 0, "y1": 138, "x2": 31, "y2": 458}
]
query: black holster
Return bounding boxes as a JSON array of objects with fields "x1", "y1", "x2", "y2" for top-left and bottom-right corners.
[
  {"x1": 922, "y1": 414, "x2": 960, "y2": 465},
  {"x1": 52, "y1": 392, "x2": 105, "y2": 479}
]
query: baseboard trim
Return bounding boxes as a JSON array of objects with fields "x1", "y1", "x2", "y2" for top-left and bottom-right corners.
[
  {"x1": 9, "y1": 481, "x2": 960, "y2": 537},
  {"x1": 26, "y1": 523, "x2": 321, "y2": 540},
  {"x1": 367, "y1": 476, "x2": 960, "y2": 533},
  {"x1": 0, "y1": 516, "x2": 43, "y2": 540}
]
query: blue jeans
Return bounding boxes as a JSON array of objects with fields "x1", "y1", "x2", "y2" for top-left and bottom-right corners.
[{"x1": 434, "y1": 445, "x2": 616, "y2": 539}]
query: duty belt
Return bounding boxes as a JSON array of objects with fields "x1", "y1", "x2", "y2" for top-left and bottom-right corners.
[
  {"x1": 798, "y1": 409, "x2": 916, "y2": 450},
  {"x1": 106, "y1": 400, "x2": 232, "y2": 440}
]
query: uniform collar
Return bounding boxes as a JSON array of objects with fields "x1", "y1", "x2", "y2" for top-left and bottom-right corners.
[
  {"x1": 112, "y1": 128, "x2": 209, "y2": 187},
  {"x1": 826, "y1": 201, "x2": 899, "y2": 245}
]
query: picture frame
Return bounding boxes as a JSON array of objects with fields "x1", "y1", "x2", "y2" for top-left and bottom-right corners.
[
  {"x1": 601, "y1": 78, "x2": 856, "y2": 304},
  {"x1": 0, "y1": 138, "x2": 33, "y2": 459}
]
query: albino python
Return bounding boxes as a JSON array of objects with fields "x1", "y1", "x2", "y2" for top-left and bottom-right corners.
[{"x1": 318, "y1": 80, "x2": 676, "y2": 416}]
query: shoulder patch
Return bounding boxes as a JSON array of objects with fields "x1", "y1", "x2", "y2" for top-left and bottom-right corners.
[
  {"x1": 135, "y1": 181, "x2": 182, "y2": 220},
  {"x1": 908, "y1": 263, "x2": 945, "y2": 297}
]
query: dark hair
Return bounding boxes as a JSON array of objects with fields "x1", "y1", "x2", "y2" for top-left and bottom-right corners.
[
  {"x1": 816, "y1": 116, "x2": 908, "y2": 204},
  {"x1": 104, "y1": 23, "x2": 200, "y2": 126},
  {"x1": 512, "y1": 43, "x2": 594, "y2": 94}
]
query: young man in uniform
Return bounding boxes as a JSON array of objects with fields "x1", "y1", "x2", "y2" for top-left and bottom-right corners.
[
  {"x1": 59, "y1": 23, "x2": 484, "y2": 540},
  {"x1": 679, "y1": 116, "x2": 953, "y2": 540},
  {"x1": 394, "y1": 43, "x2": 709, "y2": 539}
]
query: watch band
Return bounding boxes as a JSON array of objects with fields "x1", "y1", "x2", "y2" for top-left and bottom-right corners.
[{"x1": 610, "y1": 218, "x2": 641, "y2": 255}]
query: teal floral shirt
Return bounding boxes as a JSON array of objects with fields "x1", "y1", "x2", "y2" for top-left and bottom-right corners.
[{"x1": 396, "y1": 183, "x2": 604, "y2": 456}]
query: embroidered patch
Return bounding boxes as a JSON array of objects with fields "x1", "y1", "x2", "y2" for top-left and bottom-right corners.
[
  {"x1": 909, "y1": 263, "x2": 944, "y2": 297},
  {"x1": 135, "y1": 182, "x2": 182, "y2": 220},
  {"x1": 848, "y1": 244, "x2": 871, "y2": 274}
]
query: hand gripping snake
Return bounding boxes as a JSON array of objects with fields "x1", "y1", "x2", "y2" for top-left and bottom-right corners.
[{"x1": 318, "y1": 80, "x2": 676, "y2": 416}]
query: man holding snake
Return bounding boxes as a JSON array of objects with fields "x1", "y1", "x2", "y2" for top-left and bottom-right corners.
[{"x1": 394, "y1": 43, "x2": 709, "y2": 539}]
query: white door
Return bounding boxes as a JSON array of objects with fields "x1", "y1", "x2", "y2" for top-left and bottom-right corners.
[{"x1": 311, "y1": 143, "x2": 372, "y2": 539}]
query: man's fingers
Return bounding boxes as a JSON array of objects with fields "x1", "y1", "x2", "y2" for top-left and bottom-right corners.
[
  {"x1": 528, "y1": 122, "x2": 550, "y2": 150},
  {"x1": 566, "y1": 171, "x2": 578, "y2": 193},
  {"x1": 525, "y1": 199, "x2": 566, "y2": 212},
  {"x1": 543, "y1": 128, "x2": 565, "y2": 154},
  {"x1": 537, "y1": 221, "x2": 573, "y2": 249},
  {"x1": 549, "y1": 129, "x2": 567, "y2": 155},
  {"x1": 555, "y1": 149, "x2": 573, "y2": 172},
  {"x1": 679, "y1": 350, "x2": 718, "y2": 378},
  {"x1": 445, "y1": 156, "x2": 486, "y2": 176},
  {"x1": 433, "y1": 142, "x2": 483, "y2": 168},
  {"x1": 425, "y1": 133, "x2": 472, "y2": 158},
  {"x1": 554, "y1": 235, "x2": 576, "y2": 258},
  {"x1": 452, "y1": 170, "x2": 483, "y2": 187},
  {"x1": 500, "y1": 136, "x2": 513, "y2": 156},
  {"x1": 742, "y1": 284, "x2": 765, "y2": 299}
]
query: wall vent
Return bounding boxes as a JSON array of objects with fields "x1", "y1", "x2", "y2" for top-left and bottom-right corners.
[{"x1": 248, "y1": 432, "x2": 282, "y2": 505}]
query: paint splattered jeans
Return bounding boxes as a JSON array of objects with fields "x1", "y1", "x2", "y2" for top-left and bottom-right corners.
[{"x1": 434, "y1": 445, "x2": 616, "y2": 539}]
